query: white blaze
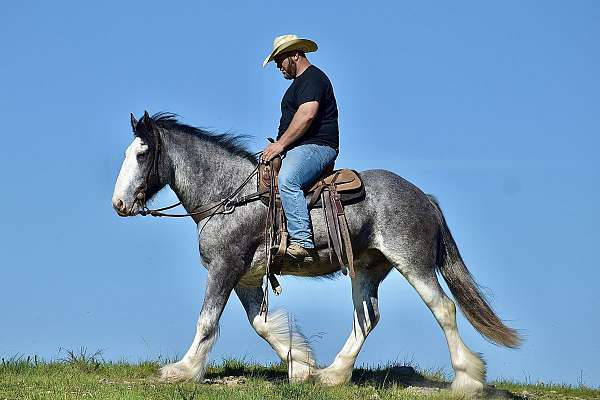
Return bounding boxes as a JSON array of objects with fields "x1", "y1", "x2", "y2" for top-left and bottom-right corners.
[{"x1": 112, "y1": 137, "x2": 148, "y2": 208}]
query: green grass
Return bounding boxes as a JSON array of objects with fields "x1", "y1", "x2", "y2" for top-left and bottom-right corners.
[{"x1": 0, "y1": 352, "x2": 598, "y2": 400}]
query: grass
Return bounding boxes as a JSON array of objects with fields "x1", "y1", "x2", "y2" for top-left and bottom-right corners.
[{"x1": 0, "y1": 351, "x2": 598, "y2": 400}]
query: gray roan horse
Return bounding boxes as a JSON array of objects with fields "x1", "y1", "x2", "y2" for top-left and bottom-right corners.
[{"x1": 112, "y1": 112, "x2": 521, "y2": 395}]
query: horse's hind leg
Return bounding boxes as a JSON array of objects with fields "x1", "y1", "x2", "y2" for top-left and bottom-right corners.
[
  {"x1": 234, "y1": 285, "x2": 316, "y2": 382},
  {"x1": 391, "y1": 257, "x2": 486, "y2": 394},
  {"x1": 315, "y1": 258, "x2": 390, "y2": 385}
]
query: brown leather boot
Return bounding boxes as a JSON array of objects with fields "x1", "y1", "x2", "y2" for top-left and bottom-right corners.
[{"x1": 285, "y1": 243, "x2": 319, "y2": 264}]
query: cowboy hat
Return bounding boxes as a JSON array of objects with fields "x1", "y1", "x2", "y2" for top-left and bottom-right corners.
[{"x1": 262, "y1": 34, "x2": 318, "y2": 67}]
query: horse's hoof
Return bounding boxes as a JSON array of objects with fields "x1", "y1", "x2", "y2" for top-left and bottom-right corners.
[
  {"x1": 313, "y1": 367, "x2": 351, "y2": 386},
  {"x1": 451, "y1": 372, "x2": 485, "y2": 397},
  {"x1": 159, "y1": 362, "x2": 194, "y2": 382},
  {"x1": 287, "y1": 363, "x2": 313, "y2": 383}
]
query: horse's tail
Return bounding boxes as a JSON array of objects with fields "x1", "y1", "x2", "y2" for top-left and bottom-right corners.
[{"x1": 427, "y1": 195, "x2": 522, "y2": 348}]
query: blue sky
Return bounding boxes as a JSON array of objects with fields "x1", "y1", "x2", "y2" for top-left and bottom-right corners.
[{"x1": 1, "y1": 0, "x2": 598, "y2": 387}]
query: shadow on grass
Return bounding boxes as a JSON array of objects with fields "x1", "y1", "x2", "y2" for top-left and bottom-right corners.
[
  {"x1": 205, "y1": 358, "x2": 288, "y2": 382},
  {"x1": 352, "y1": 365, "x2": 524, "y2": 398},
  {"x1": 353, "y1": 364, "x2": 445, "y2": 388},
  {"x1": 205, "y1": 361, "x2": 524, "y2": 399}
]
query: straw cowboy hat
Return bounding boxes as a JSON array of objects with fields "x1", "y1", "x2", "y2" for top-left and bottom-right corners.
[{"x1": 262, "y1": 34, "x2": 318, "y2": 67}]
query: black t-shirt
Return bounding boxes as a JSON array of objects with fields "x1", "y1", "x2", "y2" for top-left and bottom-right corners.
[{"x1": 277, "y1": 65, "x2": 339, "y2": 151}]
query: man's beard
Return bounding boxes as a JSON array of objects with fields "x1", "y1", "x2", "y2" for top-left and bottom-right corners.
[{"x1": 282, "y1": 59, "x2": 297, "y2": 80}]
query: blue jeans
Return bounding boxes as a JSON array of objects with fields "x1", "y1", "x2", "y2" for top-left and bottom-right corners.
[{"x1": 278, "y1": 144, "x2": 338, "y2": 249}]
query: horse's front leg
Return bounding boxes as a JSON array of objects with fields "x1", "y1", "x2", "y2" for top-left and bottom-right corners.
[{"x1": 159, "y1": 258, "x2": 242, "y2": 382}]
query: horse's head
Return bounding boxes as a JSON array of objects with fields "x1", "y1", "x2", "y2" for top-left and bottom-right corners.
[{"x1": 112, "y1": 111, "x2": 167, "y2": 216}]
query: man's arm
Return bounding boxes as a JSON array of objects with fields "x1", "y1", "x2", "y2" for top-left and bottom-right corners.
[{"x1": 262, "y1": 101, "x2": 319, "y2": 161}]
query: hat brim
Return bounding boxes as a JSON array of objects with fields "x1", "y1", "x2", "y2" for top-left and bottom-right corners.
[{"x1": 262, "y1": 39, "x2": 318, "y2": 67}]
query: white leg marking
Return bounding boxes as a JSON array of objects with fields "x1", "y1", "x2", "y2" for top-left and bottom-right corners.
[
  {"x1": 160, "y1": 271, "x2": 237, "y2": 383},
  {"x1": 251, "y1": 309, "x2": 316, "y2": 382},
  {"x1": 315, "y1": 271, "x2": 381, "y2": 385},
  {"x1": 235, "y1": 286, "x2": 316, "y2": 382},
  {"x1": 408, "y1": 275, "x2": 486, "y2": 395},
  {"x1": 159, "y1": 317, "x2": 219, "y2": 382}
]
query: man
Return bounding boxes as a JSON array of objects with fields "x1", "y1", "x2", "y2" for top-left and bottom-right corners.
[{"x1": 262, "y1": 34, "x2": 339, "y2": 263}]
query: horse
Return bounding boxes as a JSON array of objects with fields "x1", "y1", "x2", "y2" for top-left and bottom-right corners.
[{"x1": 111, "y1": 111, "x2": 521, "y2": 395}]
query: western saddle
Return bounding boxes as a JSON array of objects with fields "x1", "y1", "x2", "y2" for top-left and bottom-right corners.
[{"x1": 257, "y1": 156, "x2": 365, "y2": 294}]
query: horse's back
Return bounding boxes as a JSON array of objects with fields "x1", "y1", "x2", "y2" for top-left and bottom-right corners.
[
  {"x1": 343, "y1": 169, "x2": 440, "y2": 256},
  {"x1": 355, "y1": 168, "x2": 437, "y2": 218}
]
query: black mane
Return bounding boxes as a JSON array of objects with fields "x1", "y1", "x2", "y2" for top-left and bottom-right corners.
[{"x1": 149, "y1": 112, "x2": 258, "y2": 163}]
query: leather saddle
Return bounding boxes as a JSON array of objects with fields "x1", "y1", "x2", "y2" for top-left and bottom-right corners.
[
  {"x1": 258, "y1": 158, "x2": 365, "y2": 208},
  {"x1": 257, "y1": 156, "x2": 365, "y2": 287}
]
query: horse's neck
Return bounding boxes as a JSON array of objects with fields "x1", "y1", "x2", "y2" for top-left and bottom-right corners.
[{"x1": 165, "y1": 138, "x2": 256, "y2": 214}]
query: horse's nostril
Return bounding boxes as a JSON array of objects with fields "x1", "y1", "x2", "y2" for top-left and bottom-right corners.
[{"x1": 114, "y1": 198, "x2": 124, "y2": 211}]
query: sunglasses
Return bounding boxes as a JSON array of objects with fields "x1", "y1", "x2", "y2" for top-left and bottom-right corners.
[{"x1": 274, "y1": 52, "x2": 296, "y2": 67}]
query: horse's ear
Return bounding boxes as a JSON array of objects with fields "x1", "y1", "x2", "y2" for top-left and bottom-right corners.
[
  {"x1": 142, "y1": 110, "x2": 154, "y2": 133},
  {"x1": 139, "y1": 110, "x2": 159, "y2": 144},
  {"x1": 130, "y1": 113, "x2": 138, "y2": 133},
  {"x1": 143, "y1": 110, "x2": 151, "y2": 126}
]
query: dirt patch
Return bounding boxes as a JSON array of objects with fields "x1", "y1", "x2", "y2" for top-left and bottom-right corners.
[{"x1": 203, "y1": 376, "x2": 247, "y2": 386}]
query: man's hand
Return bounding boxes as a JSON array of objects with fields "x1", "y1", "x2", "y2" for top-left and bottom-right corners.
[{"x1": 261, "y1": 141, "x2": 285, "y2": 163}]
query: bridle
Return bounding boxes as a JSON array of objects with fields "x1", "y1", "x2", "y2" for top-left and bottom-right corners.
[{"x1": 131, "y1": 131, "x2": 265, "y2": 225}]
